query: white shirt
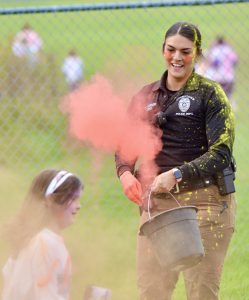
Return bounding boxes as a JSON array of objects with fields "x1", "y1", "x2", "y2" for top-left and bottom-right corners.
[
  {"x1": 2, "y1": 228, "x2": 72, "y2": 300},
  {"x1": 62, "y1": 56, "x2": 83, "y2": 84}
]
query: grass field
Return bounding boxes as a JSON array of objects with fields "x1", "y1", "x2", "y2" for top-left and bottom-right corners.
[{"x1": 0, "y1": 1, "x2": 249, "y2": 299}]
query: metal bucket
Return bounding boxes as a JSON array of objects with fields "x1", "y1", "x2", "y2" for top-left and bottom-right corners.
[{"x1": 140, "y1": 203, "x2": 204, "y2": 271}]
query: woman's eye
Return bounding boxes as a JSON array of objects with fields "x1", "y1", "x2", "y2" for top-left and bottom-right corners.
[
  {"x1": 182, "y1": 51, "x2": 192, "y2": 55},
  {"x1": 166, "y1": 48, "x2": 174, "y2": 52}
]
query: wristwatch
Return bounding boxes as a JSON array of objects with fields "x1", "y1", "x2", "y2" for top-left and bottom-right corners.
[{"x1": 172, "y1": 168, "x2": 182, "y2": 182}]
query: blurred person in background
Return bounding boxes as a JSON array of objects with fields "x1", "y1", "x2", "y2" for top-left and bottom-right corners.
[
  {"x1": 115, "y1": 22, "x2": 236, "y2": 300},
  {"x1": 62, "y1": 49, "x2": 84, "y2": 91},
  {"x1": 1, "y1": 169, "x2": 83, "y2": 300},
  {"x1": 196, "y1": 35, "x2": 238, "y2": 110},
  {"x1": 12, "y1": 22, "x2": 43, "y2": 66}
]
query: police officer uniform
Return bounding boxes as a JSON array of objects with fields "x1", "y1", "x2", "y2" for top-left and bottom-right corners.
[{"x1": 115, "y1": 71, "x2": 236, "y2": 300}]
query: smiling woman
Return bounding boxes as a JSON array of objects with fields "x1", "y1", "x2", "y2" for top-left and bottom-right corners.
[
  {"x1": 1, "y1": 169, "x2": 84, "y2": 300},
  {"x1": 115, "y1": 21, "x2": 236, "y2": 300},
  {"x1": 162, "y1": 22, "x2": 202, "y2": 91}
]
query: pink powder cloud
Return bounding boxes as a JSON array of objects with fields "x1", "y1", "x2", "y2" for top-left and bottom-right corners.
[{"x1": 62, "y1": 74, "x2": 162, "y2": 173}]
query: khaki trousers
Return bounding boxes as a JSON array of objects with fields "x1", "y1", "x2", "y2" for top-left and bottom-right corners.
[{"x1": 137, "y1": 185, "x2": 236, "y2": 300}]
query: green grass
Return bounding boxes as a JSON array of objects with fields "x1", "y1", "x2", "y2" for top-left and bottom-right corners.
[{"x1": 0, "y1": 2, "x2": 249, "y2": 299}]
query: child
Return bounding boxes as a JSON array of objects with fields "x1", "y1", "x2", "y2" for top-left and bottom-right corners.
[
  {"x1": 62, "y1": 49, "x2": 84, "y2": 91},
  {"x1": 12, "y1": 23, "x2": 43, "y2": 66},
  {"x1": 2, "y1": 169, "x2": 83, "y2": 300}
]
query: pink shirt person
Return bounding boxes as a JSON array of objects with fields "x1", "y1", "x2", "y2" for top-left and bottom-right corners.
[
  {"x1": 198, "y1": 36, "x2": 238, "y2": 99},
  {"x1": 12, "y1": 23, "x2": 43, "y2": 65}
]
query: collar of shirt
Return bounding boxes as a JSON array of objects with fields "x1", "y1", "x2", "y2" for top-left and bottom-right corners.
[{"x1": 151, "y1": 70, "x2": 201, "y2": 93}]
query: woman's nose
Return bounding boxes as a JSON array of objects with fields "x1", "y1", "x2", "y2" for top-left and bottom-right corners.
[{"x1": 173, "y1": 51, "x2": 182, "y2": 60}]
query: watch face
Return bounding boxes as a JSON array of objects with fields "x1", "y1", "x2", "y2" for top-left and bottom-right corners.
[{"x1": 173, "y1": 169, "x2": 182, "y2": 179}]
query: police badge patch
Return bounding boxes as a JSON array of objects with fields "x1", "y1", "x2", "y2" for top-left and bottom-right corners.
[{"x1": 177, "y1": 95, "x2": 194, "y2": 113}]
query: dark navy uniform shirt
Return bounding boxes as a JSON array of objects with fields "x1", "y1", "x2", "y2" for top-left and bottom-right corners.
[{"x1": 115, "y1": 71, "x2": 235, "y2": 182}]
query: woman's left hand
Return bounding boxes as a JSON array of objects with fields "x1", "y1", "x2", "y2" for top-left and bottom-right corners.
[{"x1": 151, "y1": 170, "x2": 177, "y2": 193}]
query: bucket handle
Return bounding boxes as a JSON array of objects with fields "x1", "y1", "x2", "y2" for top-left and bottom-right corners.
[{"x1": 147, "y1": 187, "x2": 182, "y2": 221}]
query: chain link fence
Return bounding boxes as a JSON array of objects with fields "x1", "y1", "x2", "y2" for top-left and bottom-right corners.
[
  {"x1": 0, "y1": 1, "x2": 249, "y2": 299},
  {"x1": 0, "y1": 1, "x2": 248, "y2": 173}
]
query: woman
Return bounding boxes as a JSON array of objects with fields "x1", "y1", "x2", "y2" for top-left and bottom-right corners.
[{"x1": 115, "y1": 22, "x2": 236, "y2": 300}]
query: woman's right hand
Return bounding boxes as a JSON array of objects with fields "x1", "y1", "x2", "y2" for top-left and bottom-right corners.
[
  {"x1": 119, "y1": 171, "x2": 142, "y2": 206},
  {"x1": 151, "y1": 170, "x2": 177, "y2": 193}
]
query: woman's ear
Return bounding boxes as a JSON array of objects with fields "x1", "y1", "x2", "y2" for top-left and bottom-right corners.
[
  {"x1": 195, "y1": 48, "x2": 203, "y2": 64},
  {"x1": 162, "y1": 42, "x2": 165, "y2": 54},
  {"x1": 199, "y1": 48, "x2": 203, "y2": 58}
]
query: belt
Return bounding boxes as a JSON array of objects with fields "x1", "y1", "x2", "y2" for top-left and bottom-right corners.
[{"x1": 171, "y1": 176, "x2": 216, "y2": 194}]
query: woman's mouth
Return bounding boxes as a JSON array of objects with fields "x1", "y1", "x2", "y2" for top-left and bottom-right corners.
[{"x1": 171, "y1": 63, "x2": 184, "y2": 71}]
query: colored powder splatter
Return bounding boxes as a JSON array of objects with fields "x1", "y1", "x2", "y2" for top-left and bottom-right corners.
[{"x1": 61, "y1": 74, "x2": 162, "y2": 172}]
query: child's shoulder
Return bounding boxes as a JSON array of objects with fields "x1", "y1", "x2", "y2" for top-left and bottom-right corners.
[{"x1": 31, "y1": 228, "x2": 64, "y2": 253}]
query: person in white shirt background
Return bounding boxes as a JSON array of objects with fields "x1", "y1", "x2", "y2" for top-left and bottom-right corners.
[
  {"x1": 62, "y1": 49, "x2": 84, "y2": 91},
  {"x1": 1, "y1": 169, "x2": 83, "y2": 300}
]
